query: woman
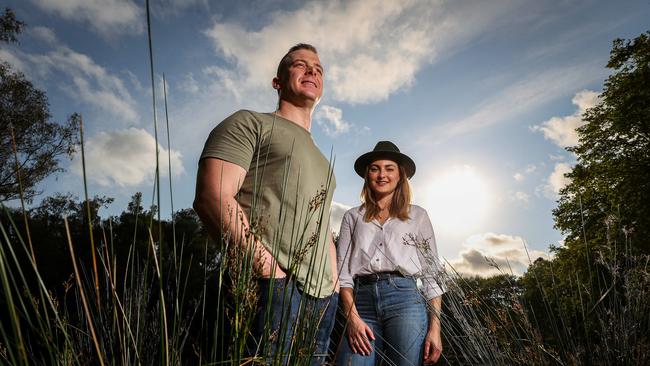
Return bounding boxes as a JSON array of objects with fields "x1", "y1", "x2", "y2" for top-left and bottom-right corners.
[{"x1": 335, "y1": 141, "x2": 444, "y2": 365}]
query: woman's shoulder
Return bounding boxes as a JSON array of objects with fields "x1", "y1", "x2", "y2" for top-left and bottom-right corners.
[
  {"x1": 344, "y1": 205, "x2": 364, "y2": 217},
  {"x1": 408, "y1": 204, "x2": 429, "y2": 218}
]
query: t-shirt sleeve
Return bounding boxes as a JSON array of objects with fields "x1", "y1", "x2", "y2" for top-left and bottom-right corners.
[{"x1": 199, "y1": 110, "x2": 259, "y2": 170}]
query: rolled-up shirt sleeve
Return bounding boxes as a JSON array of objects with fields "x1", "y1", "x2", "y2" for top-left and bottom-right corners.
[
  {"x1": 416, "y1": 209, "x2": 446, "y2": 300},
  {"x1": 336, "y1": 211, "x2": 355, "y2": 289}
]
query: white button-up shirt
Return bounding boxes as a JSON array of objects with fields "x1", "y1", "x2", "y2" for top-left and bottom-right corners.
[{"x1": 336, "y1": 205, "x2": 445, "y2": 300}]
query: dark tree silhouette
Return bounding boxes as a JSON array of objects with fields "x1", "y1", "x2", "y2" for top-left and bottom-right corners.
[{"x1": 0, "y1": 8, "x2": 80, "y2": 203}]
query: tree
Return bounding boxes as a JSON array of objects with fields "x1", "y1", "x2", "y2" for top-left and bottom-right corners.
[
  {"x1": 554, "y1": 32, "x2": 650, "y2": 255},
  {"x1": 521, "y1": 31, "x2": 650, "y2": 364},
  {"x1": 1, "y1": 8, "x2": 23, "y2": 43},
  {"x1": 0, "y1": 9, "x2": 80, "y2": 203}
]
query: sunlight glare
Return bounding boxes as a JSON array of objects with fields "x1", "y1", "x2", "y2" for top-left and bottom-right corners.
[{"x1": 424, "y1": 165, "x2": 492, "y2": 235}]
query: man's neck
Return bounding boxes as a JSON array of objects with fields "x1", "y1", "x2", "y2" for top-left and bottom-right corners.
[{"x1": 275, "y1": 100, "x2": 314, "y2": 131}]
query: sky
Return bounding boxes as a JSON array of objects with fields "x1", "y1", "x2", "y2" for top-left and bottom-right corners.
[{"x1": 2, "y1": 0, "x2": 648, "y2": 277}]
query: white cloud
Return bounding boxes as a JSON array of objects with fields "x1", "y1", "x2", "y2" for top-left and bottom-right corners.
[
  {"x1": 72, "y1": 128, "x2": 184, "y2": 187},
  {"x1": 203, "y1": 65, "x2": 242, "y2": 101},
  {"x1": 533, "y1": 90, "x2": 600, "y2": 148},
  {"x1": 448, "y1": 232, "x2": 549, "y2": 277},
  {"x1": 31, "y1": 0, "x2": 143, "y2": 37},
  {"x1": 514, "y1": 191, "x2": 529, "y2": 202},
  {"x1": 28, "y1": 26, "x2": 58, "y2": 44},
  {"x1": 152, "y1": 0, "x2": 209, "y2": 17},
  {"x1": 203, "y1": 0, "x2": 519, "y2": 104},
  {"x1": 0, "y1": 49, "x2": 25, "y2": 72},
  {"x1": 426, "y1": 64, "x2": 602, "y2": 143},
  {"x1": 178, "y1": 73, "x2": 200, "y2": 94},
  {"x1": 330, "y1": 201, "x2": 352, "y2": 235},
  {"x1": 541, "y1": 162, "x2": 572, "y2": 199},
  {"x1": 315, "y1": 105, "x2": 352, "y2": 137},
  {"x1": 513, "y1": 164, "x2": 537, "y2": 183},
  {"x1": 22, "y1": 47, "x2": 139, "y2": 123}
]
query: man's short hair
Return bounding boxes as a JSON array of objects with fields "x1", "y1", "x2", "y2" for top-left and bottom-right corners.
[{"x1": 276, "y1": 43, "x2": 318, "y2": 83}]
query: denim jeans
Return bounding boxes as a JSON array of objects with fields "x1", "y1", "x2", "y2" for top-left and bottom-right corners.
[
  {"x1": 248, "y1": 277, "x2": 338, "y2": 366},
  {"x1": 335, "y1": 276, "x2": 428, "y2": 366}
]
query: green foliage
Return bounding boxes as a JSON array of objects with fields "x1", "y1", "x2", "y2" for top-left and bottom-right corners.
[
  {"x1": 519, "y1": 31, "x2": 650, "y2": 365},
  {"x1": 0, "y1": 12, "x2": 80, "y2": 203},
  {"x1": 0, "y1": 8, "x2": 24, "y2": 43},
  {"x1": 555, "y1": 32, "x2": 650, "y2": 255}
]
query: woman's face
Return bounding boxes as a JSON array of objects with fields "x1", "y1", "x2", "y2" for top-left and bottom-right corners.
[{"x1": 368, "y1": 159, "x2": 401, "y2": 198}]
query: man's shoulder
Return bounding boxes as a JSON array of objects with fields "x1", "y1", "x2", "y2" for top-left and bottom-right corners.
[{"x1": 224, "y1": 109, "x2": 266, "y2": 123}]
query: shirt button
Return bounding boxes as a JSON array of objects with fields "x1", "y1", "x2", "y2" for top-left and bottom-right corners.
[
  {"x1": 379, "y1": 243, "x2": 383, "y2": 246},
  {"x1": 376, "y1": 258, "x2": 379, "y2": 261}
]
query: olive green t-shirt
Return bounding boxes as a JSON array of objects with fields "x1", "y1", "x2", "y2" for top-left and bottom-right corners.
[{"x1": 200, "y1": 110, "x2": 336, "y2": 298}]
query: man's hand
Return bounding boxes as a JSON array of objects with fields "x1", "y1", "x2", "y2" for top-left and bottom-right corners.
[
  {"x1": 258, "y1": 250, "x2": 287, "y2": 278},
  {"x1": 195, "y1": 158, "x2": 282, "y2": 277}
]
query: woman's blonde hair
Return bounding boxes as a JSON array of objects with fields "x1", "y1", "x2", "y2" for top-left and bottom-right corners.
[{"x1": 360, "y1": 163, "x2": 411, "y2": 223}]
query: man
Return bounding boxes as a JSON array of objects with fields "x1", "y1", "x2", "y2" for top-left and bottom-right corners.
[{"x1": 193, "y1": 43, "x2": 339, "y2": 365}]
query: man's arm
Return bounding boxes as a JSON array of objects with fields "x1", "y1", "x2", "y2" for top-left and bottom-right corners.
[
  {"x1": 328, "y1": 231, "x2": 340, "y2": 293},
  {"x1": 193, "y1": 158, "x2": 284, "y2": 278}
]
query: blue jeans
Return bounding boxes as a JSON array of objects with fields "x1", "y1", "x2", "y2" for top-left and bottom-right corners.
[
  {"x1": 249, "y1": 277, "x2": 338, "y2": 366},
  {"x1": 335, "y1": 276, "x2": 428, "y2": 366}
]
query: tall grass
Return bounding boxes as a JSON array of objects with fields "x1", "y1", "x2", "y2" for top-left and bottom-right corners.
[
  {"x1": 1, "y1": 6, "x2": 648, "y2": 365},
  {"x1": 1, "y1": 154, "x2": 649, "y2": 366}
]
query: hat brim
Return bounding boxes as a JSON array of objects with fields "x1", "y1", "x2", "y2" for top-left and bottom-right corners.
[{"x1": 354, "y1": 151, "x2": 416, "y2": 179}]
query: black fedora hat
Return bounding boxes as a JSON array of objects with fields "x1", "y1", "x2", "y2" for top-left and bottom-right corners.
[{"x1": 354, "y1": 141, "x2": 416, "y2": 179}]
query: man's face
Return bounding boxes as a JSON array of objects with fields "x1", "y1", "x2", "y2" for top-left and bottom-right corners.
[{"x1": 277, "y1": 49, "x2": 323, "y2": 105}]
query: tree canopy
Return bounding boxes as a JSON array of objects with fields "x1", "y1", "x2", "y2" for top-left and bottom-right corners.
[
  {"x1": 0, "y1": 9, "x2": 80, "y2": 203},
  {"x1": 554, "y1": 31, "x2": 650, "y2": 255}
]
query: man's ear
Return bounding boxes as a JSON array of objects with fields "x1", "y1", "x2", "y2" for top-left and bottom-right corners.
[{"x1": 272, "y1": 77, "x2": 281, "y2": 90}]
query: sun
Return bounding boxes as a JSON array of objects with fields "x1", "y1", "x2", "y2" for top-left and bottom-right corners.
[{"x1": 422, "y1": 165, "x2": 492, "y2": 236}]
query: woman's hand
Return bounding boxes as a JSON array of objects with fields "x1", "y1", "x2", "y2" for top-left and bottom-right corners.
[
  {"x1": 347, "y1": 316, "x2": 375, "y2": 356},
  {"x1": 423, "y1": 328, "x2": 442, "y2": 364}
]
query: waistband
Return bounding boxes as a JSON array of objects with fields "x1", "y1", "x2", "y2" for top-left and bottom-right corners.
[{"x1": 354, "y1": 271, "x2": 405, "y2": 285}]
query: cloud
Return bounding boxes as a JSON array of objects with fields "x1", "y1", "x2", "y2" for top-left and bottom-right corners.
[
  {"x1": 513, "y1": 164, "x2": 536, "y2": 182},
  {"x1": 152, "y1": 0, "x2": 209, "y2": 17},
  {"x1": 72, "y1": 128, "x2": 184, "y2": 187},
  {"x1": 28, "y1": 26, "x2": 58, "y2": 44},
  {"x1": 178, "y1": 73, "x2": 200, "y2": 94},
  {"x1": 203, "y1": 65, "x2": 242, "y2": 101},
  {"x1": 315, "y1": 105, "x2": 352, "y2": 137},
  {"x1": 448, "y1": 232, "x2": 549, "y2": 277},
  {"x1": 19, "y1": 47, "x2": 139, "y2": 123},
  {"x1": 330, "y1": 201, "x2": 352, "y2": 235},
  {"x1": 426, "y1": 64, "x2": 602, "y2": 143},
  {"x1": 533, "y1": 90, "x2": 600, "y2": 148},
  {"x1": 31, "y1": 0, "x2": 143, "y2": 37},
  {"x1": 203, "y1": 0, "x2": 519, "y2": 104},
  {"x1": 541, "y1": 162, "x2": 572, "y2": 199},
  {"x1": 513, "y1": 173, "x2": 524, "y2": 182},
  {"x1": 0, "y1": 49, "x2": 25, "y2": 72},
  {"x1": 514, "y1": 191, "x2": 529, "y2": 203}
]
